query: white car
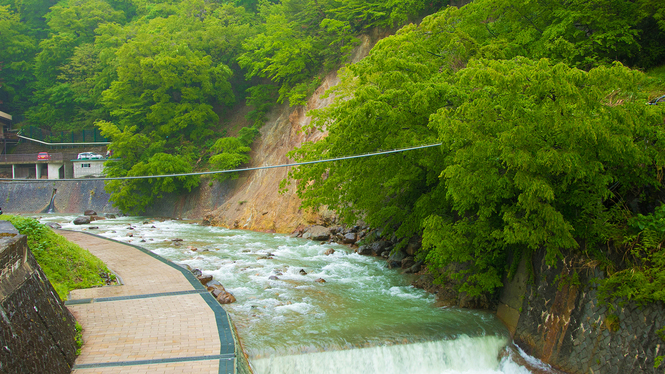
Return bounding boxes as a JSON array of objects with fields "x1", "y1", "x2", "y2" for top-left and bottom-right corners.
[{"x1": 77, "y1": 152, "x2": 103, "y2": 160}]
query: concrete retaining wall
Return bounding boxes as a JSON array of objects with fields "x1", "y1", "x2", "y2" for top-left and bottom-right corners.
[
  {"x1": 0, "y1": 177, "x2": 237, "y2": 219},
  {"x1": 1, "y1": 180, "x2": 117, "y2": 214},
  {"x1": 0, "y1": 221, "x2": 78, "y2": 374},
  {"x1": 497, "y1": 249, "x2": 665, "y2": 374}
]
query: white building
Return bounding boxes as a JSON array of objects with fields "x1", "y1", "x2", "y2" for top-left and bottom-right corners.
[{"x1": 73, "y1": 159, "x2": 106, "y2": 178}]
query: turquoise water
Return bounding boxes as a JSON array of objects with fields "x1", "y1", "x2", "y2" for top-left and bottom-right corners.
[{"x1": 35, "y1": 215, "x2": 557, "y2": 374}]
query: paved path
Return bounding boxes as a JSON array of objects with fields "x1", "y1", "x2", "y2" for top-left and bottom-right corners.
[{"x1": 59, "y1": 230, "x2": 241, "y2": 374}]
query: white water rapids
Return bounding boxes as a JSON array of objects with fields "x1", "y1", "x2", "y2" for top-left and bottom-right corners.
[{"x1": 34, "y1": 215, "x2": 560, "y2": 374}]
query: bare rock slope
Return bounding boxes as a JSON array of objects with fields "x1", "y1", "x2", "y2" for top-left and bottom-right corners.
[{"x1": 204, "y1": 32, "x2": 386, "y2": 233}]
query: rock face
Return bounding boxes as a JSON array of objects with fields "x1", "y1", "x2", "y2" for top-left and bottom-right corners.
[{"x1": 498, "y1": 249, "x2": 665, "y2": 374}]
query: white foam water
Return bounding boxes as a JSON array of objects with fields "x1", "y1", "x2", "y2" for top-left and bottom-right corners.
[{"x1": 251, "y1": 335, "x2": 532, "y2": 374}]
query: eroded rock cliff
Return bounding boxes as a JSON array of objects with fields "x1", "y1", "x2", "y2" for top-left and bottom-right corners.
[{"x1": 197, "y1": 31, "x2": 389, "y2": 233}]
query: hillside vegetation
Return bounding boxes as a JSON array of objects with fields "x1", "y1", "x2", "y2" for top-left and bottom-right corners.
[
  {"x1": 284, "y1": 0, "x2": 665, "y2": 309},
  {"x1": 4, "y1": 0, "x2": 665, "y2": 319},
  {"x1": 0, "y1": 0, "x2": 445, "y2": 213},
  {"x1": 1, "y1": 215, "x2": 115, "y2": 299}
]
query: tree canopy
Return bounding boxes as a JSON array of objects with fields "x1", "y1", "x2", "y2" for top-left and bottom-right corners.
[
  {"x1": 287, "y1": 4, "x2": 665, "y2": 296},
  {"x1": 2, "y1": 0, "x2": 443, "y2": 212}
]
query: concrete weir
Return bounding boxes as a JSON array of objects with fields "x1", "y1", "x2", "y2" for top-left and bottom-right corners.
[{"x1": 59, "y1": 230, "x2": 251, "y2": 374}]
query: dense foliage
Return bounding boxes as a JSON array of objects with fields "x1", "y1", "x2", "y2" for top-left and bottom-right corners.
[
  {"x1": 287, "y1": 2, "x2": 665, "y2": 298},
  {"x1": 1, "y1": 215, "x2": 114, "y2": 299},
  {"x1": 0, "y1": 0, "x2": 443, "y2": 212}
]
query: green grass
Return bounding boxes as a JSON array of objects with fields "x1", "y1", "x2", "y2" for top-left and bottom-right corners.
[{"x1": 1, "y1": 215, "x2": 115, "y2": 300}]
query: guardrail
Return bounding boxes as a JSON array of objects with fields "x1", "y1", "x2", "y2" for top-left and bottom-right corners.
[{"x1": 0, "y1": 153, "x2": 79, "y2": 163}]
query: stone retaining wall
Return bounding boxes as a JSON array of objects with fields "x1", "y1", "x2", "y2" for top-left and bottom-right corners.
[
  {"x1": 0, "y1": 221, "x2": 78, "y2": 374},
  {"x1": 497, "y1": 249, "x2": 665, "y2": 374}
]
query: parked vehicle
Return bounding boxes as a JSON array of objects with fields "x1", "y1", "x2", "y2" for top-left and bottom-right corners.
[
  {"x1": 37, "y1": 152, "x2": 51, "y2": 160},
  {"x1": 77, "y1": 152, "x2": 103, "y2": 160}
]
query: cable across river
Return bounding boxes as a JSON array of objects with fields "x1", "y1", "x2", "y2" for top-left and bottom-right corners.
[{"x1": 0, "y1": 143, "x2": 443, "y2": 183}]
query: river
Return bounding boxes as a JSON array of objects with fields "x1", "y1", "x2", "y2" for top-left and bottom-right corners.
[{"x1": 35, "y1": 214, "x2": 558, "y2": 374}]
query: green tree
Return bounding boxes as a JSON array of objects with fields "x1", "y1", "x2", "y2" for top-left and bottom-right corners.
[
  {"x1": 208, "y1": 136, "x2": 251, "y2": 181},
  {"x1": 0, "y1": 5, "x2": 36, "y2": 113},
  {"x1": 288, "y1": 7, "x2": 665, "y2": 295},
  {"x1": 286, "y1": 15, "x2": 462, "y2": 245},
  {"x1": 101, "y1": 14, "x2": 234, "y2": 141},
  {"x1": 97, "y1": 120, "x2": 199, "y2": 214}
]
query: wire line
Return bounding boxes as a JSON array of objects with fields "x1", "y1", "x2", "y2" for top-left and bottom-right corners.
[{"x1": 0, "y1": 143, "x2": 442, "y2": 183}]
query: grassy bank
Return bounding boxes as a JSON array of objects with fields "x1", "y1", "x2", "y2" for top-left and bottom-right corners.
[{"x1": 1, "y1": 215, "x2": 115, "y2": 299}]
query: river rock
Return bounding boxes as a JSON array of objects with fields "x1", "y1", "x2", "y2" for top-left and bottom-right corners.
[
  {"x1": 73, "y1": 216, "x2": 90, "y2": 225},
  {"x1": 405, "y1": 237, "x2": 422, "y2": 256},
  {"x1": 290, "y1": 224, "x2": 306, "y2": 237},
  {"x1": 104, "y1": 213, "x2": 116, "y2": 219},
  {"x1": 84, "y1": 210, "x2": 97, "y2": 216},
  {"x1": 172, "y1": 238, "x2": 184, "y2": 242},
  {"x1": 269, "y1": 275, "x2": 280, "y2": 280},
  {"x1": 357, "y1": 245, "x2": 372, "y2": 255},
  {"x1": 192, "y1": 268, "x2": 203, "y2": 278},
  {"x1": 388, "y1": 249, "x2": 406, "y2": 263},
  {"x1": 315, "y1": 278, "x2": 326, "y2": 283},
  {"x1": 299, "y1": 269, "x2": 307, "y2": 275},
  {"x1": 216, "y1": 290, "x2": 236, "y2": 304},
  {"x1": 324, "y1": 248, "x2": 335, "y2": 256},
  {"x1": 178, "y1": 263, "x2": 193, "y2": 272},
  {"x1": 401, "y1": 256, "x2": 416, "y2": 269},
  {"x1": 387, "y1": 261, "x2": 400, "y2": 269},
  {"x1": 45, "y1": 222, "x2": 61, "y2": 229},
  {"x1": 342, "y1": 232, "x2": 356, "y2": 244},
  {"x1": 89, "y1": 216, "x2": 105, "y2": 222},
  {"x1": 187, "y1": 246, "x2": 198, "y2": 252},
  {"x1": 302, "y1": 225, "x2": 331, "y2": 241},
  {"x1": 206, "y1": 280, "x2": 223, "y2": 289},
  {"x1": 88, "y1": 226, "x2": 99, "y2": 230},
  {"x1": 370, "y1": 241, "x2": 389, "y2": 256},
  {"x1": 404, "y1": 261, "x2": 423, "y2": 274},
  {"x1": 198, "y1": 274, "x2": 213, "y2": 285},
  {"x1": 126, "y1": 233, "x2": 133, "y2": 237}
]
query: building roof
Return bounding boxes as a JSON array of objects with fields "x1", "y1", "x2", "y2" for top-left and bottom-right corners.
[{"x1": 0, "y1": 111, "x2": 12, "y2": 121}]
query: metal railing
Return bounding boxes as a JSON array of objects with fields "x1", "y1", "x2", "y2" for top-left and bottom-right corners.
[{"x1": 0, "y1": 153, "x2": 79, "y2": 163}]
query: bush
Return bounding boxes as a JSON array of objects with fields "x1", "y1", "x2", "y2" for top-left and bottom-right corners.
[{"x1": 1, "y1": 215, "x2": 115, "y2": 300}]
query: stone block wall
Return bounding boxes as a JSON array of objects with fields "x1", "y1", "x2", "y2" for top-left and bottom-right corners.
[
  {"x1": 498, "y1": 249, "x2": 665, "y2": 374},
  {"x1": 0, "y1": 221, "x2": 78, "y2": 374}
]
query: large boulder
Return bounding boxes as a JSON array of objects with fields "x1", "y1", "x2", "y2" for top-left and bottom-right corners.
[
  {"x1": 73, "y1": 216, "x2": 90, "y2": 225},
  {"x1": 45, "y1": 222, "x2": 61, "y2": 229},
  {"x1": 357, "y1": 245, "x2": 372, "y2": 255},
  {"x1": 216, "y1": 290, "x2": 236, "y2": 304},
  {"x1": 198, "y1": 274, "x2": 213, "y2": 285},
  {"x1": 83, "y1": 210, "x2": 97, "y2": 216},
  {"x1": 405, "y1": 237, "x2": 422, "y2": 256},
  {"x1": 302, "y1": 225, "x2": 331, "y2": 241},
  {"x1": 388, "y1": 249, "x2": 407, "y2": 263},
  {"x1": 342, "y1": 232, "x2": 357, "y2": 244},
  {"x1": 401, "y1": 256, "x2": 416, "y2": 269},
  {"x1": 370, "y1": 241, "x2": 389, "y2": 256}
]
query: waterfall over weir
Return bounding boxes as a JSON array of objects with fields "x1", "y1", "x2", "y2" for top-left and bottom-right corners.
[
  {"x1": 252, "y1": 335, "x2": 538, "y2": 374},
  {"x1": 36, "y1": 215, "x2": 559, "y2": 374},
  {"x1": 41, "y1": 188, "x2": 57, "y2": 213}
]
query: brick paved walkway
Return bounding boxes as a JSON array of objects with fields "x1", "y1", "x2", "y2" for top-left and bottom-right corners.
[{"x1": 59, "y1": 230, "x2": 241, "y2": 374}]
